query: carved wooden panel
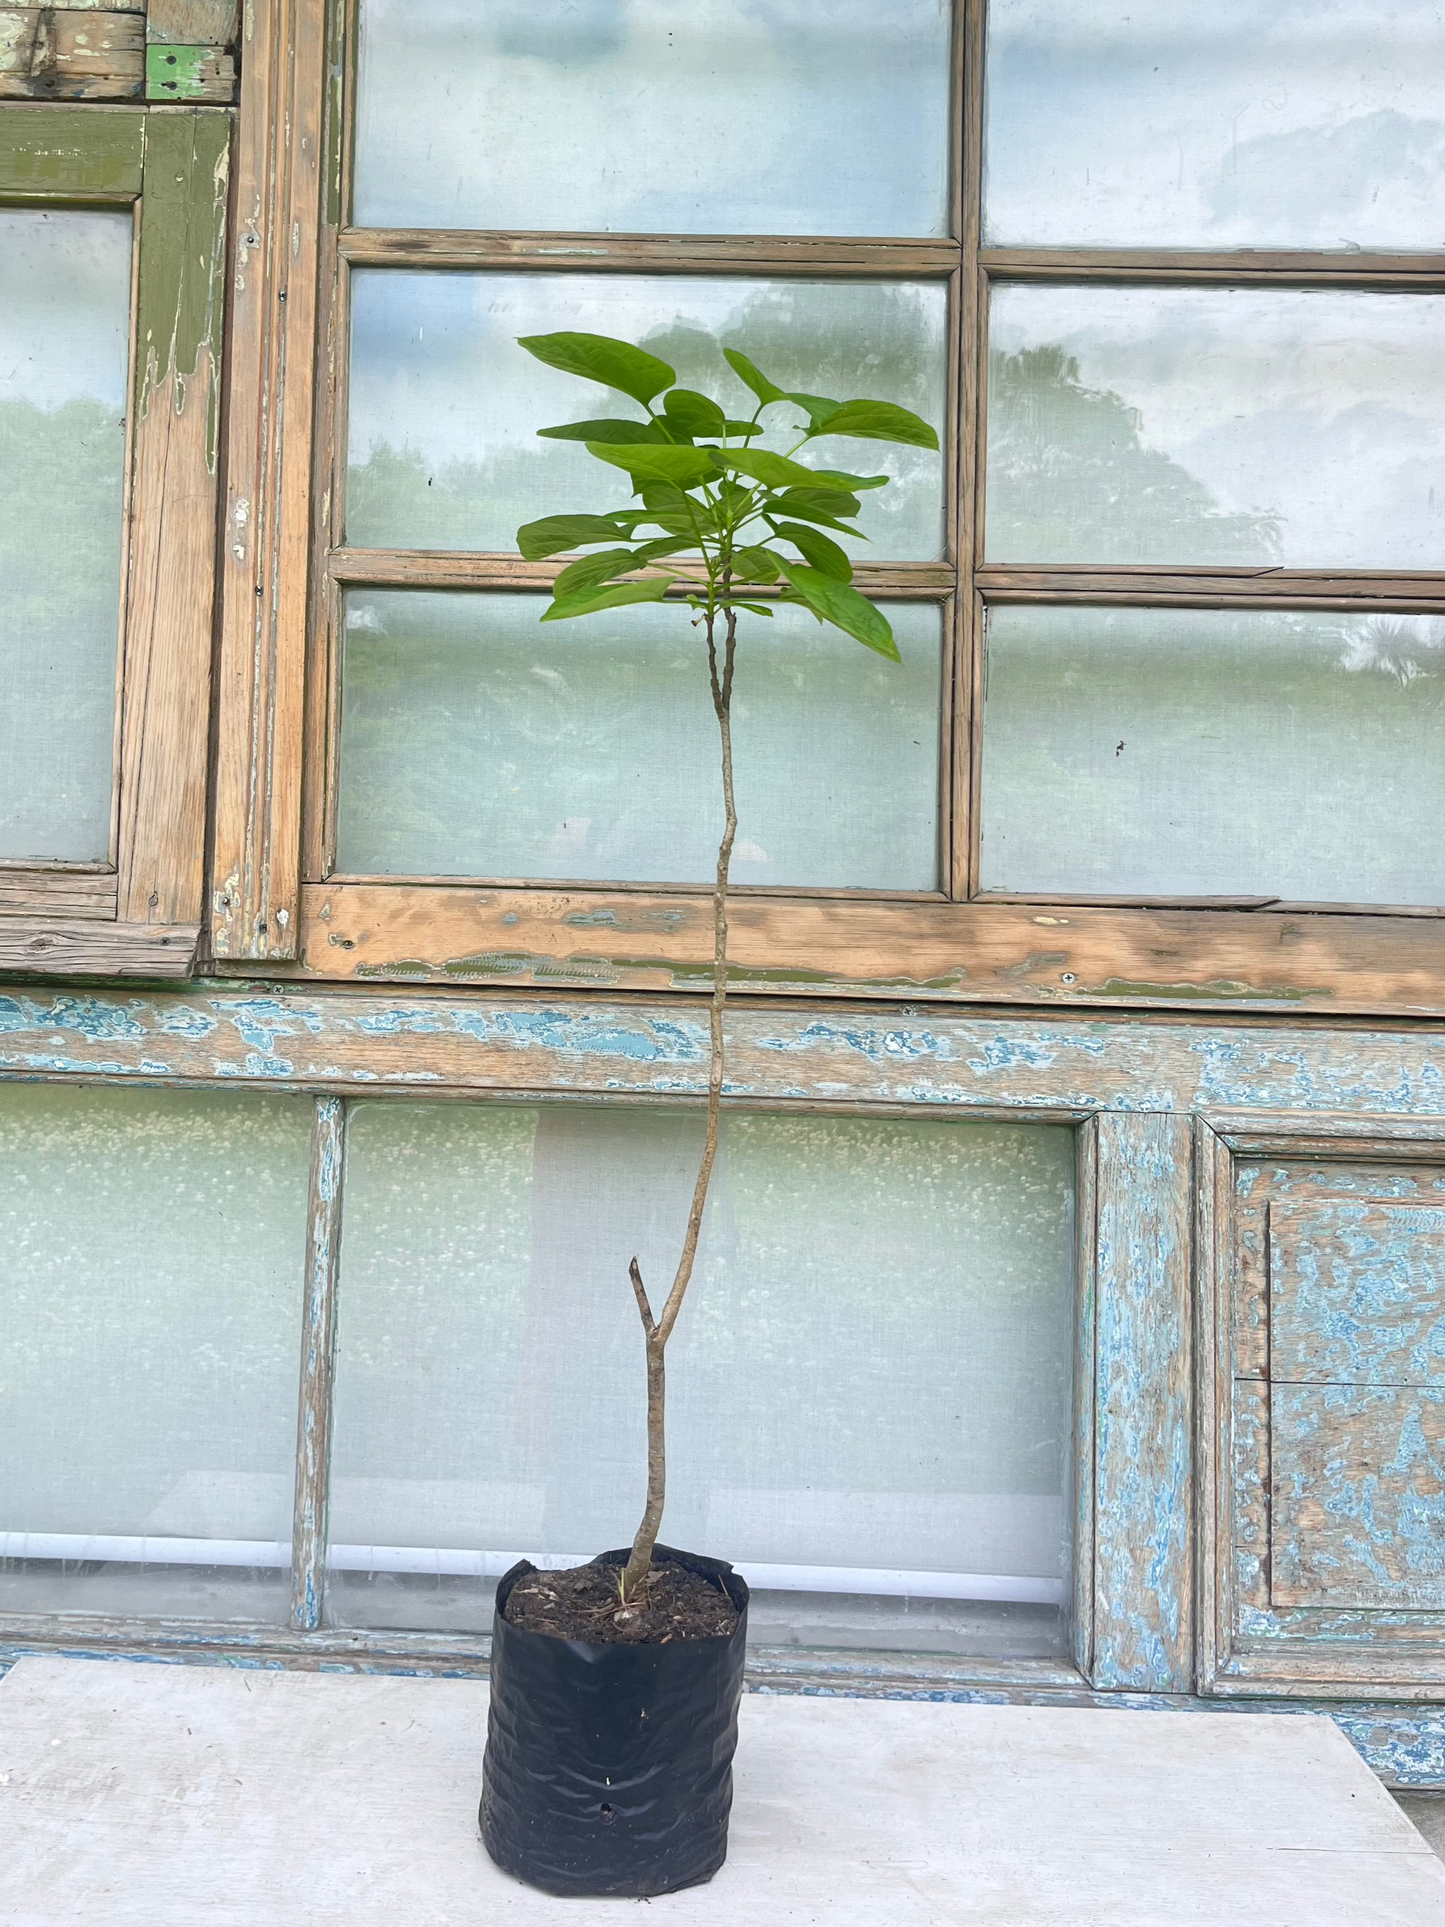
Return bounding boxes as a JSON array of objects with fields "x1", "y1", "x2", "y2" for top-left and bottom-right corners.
[{"x1": 1200, "y1": 1119, "x2": 1445, "y2": 1698}]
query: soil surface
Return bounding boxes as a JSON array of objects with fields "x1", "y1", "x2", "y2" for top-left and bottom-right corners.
[{"x1": 503, "y1": 1560, "x2": 740, "y2": 1644}]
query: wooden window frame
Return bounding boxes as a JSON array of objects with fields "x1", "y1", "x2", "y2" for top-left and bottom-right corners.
[
  {"x1": 0, "y1": 103, "x2": 229, "y2": 978},
  {"x1": 210, "y1": 0, "x2": 1445, "y2": 1018}
]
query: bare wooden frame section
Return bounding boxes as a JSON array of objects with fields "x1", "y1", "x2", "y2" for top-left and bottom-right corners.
[
  {"x1": 0, "y1": 103, "x2": 228, "y2": 978},
  {"x1": 203, "y1": 0, "x2": 1445, "y2": 1015}
]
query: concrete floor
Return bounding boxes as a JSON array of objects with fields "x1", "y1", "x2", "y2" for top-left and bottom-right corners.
[{"x1": 1397, "y1": 1793, "x2": 1445, "y2": 1861}]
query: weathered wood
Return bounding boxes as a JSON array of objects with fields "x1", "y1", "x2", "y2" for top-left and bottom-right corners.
[
  {"x1": 1272, "y1": 1386, "x2": 1445, "y2": 1611},
  {"x1": 1071, "y1": 1115, "x2": 1098, "y2": 1679},
  {"x1": 212, "y1": 0, "x2": 328, "y2": 961},
  {"x1": 117, "y1": 109, "x2": 229, "y2": 930},
  {"x1": 291, "y1": 1095, "x2": 344, "y2": 1631},
  {"x1": 290, "y1": 885, "x2": 1445, "y2": 1017},
  {"x1": 0, "y1": 7, "x2": 143, "y2": 98},
  {"x1": 0, "y1": 870, "x2": 117, "y2": 916},
  {"x1": 338, "y1": 228, "x2": 963, "y2": 277},
  {"x1": 145, "y1": 42, "x2": 235, "y2": 100},
  {"x1": 979, "y1": 248, "x2": 1445, "y2": 288},
  {"x1": 0, "y1": 919, "x2": 197, "y2": 975},
  {"x1": 7, "y1": 989, "x2": 1445, "y2": 1119},
  {"x1": 0, "y1": 99, "x2": 143, "y2": 194},
  {"x1": 1270, "y1": 1199, "x2": 1445, "y2": 1386},
  {"x1": 7, "y1": 1662, "x2": 1445, "y2": 1923},
  {"x1": 325, "y1": 547, "x2": 955, "y2": 597},
  {"x1": 1090, "y1": 1112, "x2": 1193, "y2": 1691},
  {"x1": 975, "y1": 568, "x2": 1445, "y2": 610},
  {"x1": 1232, "y1": 1377, "x2": 1272, "y2": 1611},
  {"x1": 146, "y1": 0, "x2": 238, "y2": 42}
]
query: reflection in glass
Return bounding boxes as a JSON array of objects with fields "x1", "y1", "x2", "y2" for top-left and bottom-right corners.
[
  {"x1": 985, "y1": 0, "x2": 1445, "y2": 249},
  {"x1": 346, "y1": 272, "x2": 947, "y2": 561},
  {"x1": 0, "y1": 210, "x2": 130, "y2": 861},
  {"x1": 0, "y1": 1087, "x2": 312, "y2": 1621},
  {"x1": 327, "y1": 1102, "x2": 1075, "y2": 1657},
  {"x1": 985, "y1": 284, "x2": 1445, "y2": 569},
  {"x1": 354, "y1": 0, "x2": 951, "y2": 237},
  {"x1": 980, "y1": 606, "x2": 1445, "y2": 906},
  {"x1": 337, "y1": 592, "x2": 942, "y2": 889}
]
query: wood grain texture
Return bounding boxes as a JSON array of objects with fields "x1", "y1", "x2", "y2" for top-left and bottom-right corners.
[
  {"x1": 325, "y1": 548, "x2": 955, "y2": 596},
  {"x1": 979, "y1": 248, "x2": 1445, "y2": 287},
  {"x1": 1090, "y1": 1112, "x2": 1193, "y2": 1692},
  {"x1": 1071, "y1": 1115, "x2": 1098, "y2": 1680},
  {"x1": 1272, "y1": 1386, "x2": 1445, "y2": 1611},
  {"x1": 338, "y1": 228, "x2": 962, "y2": 276},
  {"x1": 0, "y1": 919, "x2": 198, "y2": 975},
  {"x1": 1270, "y1": 1199, "x2": 1445, "y2": 1385},
  {"x1": 7, "y1": 988, "x2": 1445, "y2": 1118},
  {"x1": 147, "y1": 0, "x2": 238, "y2": 42},
  {"x1": 211, "y1": 0, "x2": 327, "y2": 961},
  {"x1": 976, "y1": 568, "x2": 1445, "y2": 611},
  {"x1": 0, "y1": 871, "x2": 116, "y2": 916},
  {"x1": 292, "y1": 884, "x2": 1445, "y2": 1017},
  {"x1": 0, "y1": 7, "x2": 143, "y2": 98},
  {"x1": 0, "y1": 98, "x2": 144, "y2": 194},
  {"x1": 117, "y1": 107, "x2": 229, "y2": 930},
  {"x1": 291, "y1": 1095, "x2": 343, "y2": 1631}
]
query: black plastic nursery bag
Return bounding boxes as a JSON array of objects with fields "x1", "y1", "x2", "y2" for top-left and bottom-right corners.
[{"x1": 479, "y1": 1544, "x2": 749, "y2": 1897}]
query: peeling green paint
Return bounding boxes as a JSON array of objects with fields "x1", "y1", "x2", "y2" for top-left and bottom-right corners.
[
  {"x1": 1089, "y1": 977, "x2": 1323, "y2": 1004},
  {"x1": 0, "y1": 109, "x2": 145, "y2": 199},
  {"x1": 145, "y1": 45, "x2": 228, "y2": 102},
  {"x1": 134, "y1": 110, "x2": 230, "y2": 469}
]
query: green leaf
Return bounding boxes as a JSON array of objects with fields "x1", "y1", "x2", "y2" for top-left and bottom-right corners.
[
  {"x1": 731, "y1": 602, "x2": 775, "y2": 616},
  {"x1": 541, "y1": 577, "x2": 677, "y2": 622},
  {"x1": 537, "y1": 417, "x2": 665, "y2": 444},
  {"x1": 773, "y1": 521, "x2": 852, "y2": 582},
  {"x1": 723, "y1": 347, "x2": 787, "y2": 406},
  {"x1": 812, "y1": 467, "x2": 889, "y2": 491},
  {"x1": 552, "y1": 548, "x2": 642, "y2": 598},
  {"x1": 663, "y1": 388, "x2": 727, "y2": 439},
  {"x1": 717, "y1": 448, "x2": 856, "y2": 493},
  {"x1": 765, "y1": 486, "x2": 865, "y2": 528},
  {"x1": 517, "y1": 512, "x2": 632, "y2": 560},
  {"x1": 732, "y1": 544, "x2": 782, "y2": 583},
  {"x1": 782, "y1": 390, "x2": 840, "y2": 430},
  {"x1": 588, "y1": 442, "x2": 721, "y2": 487},
  {"x1": 518, "y1": 331, "x2": 675, "y2": 406},
  {"x1": 780, "y1": 566, "x2": 899, "y2": 659},
  {"x1": 809, "y1": 399, "x2": 940, "y2": 450},
  {"x1": 723, "y1": 418, "x2": 766, "y2": 438}
]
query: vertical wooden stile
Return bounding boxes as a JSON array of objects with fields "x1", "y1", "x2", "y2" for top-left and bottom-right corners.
[
  {"x1": 291, "y1": 1093, "x2": 345, "y2": 1630},
  {"x1": 211, "y1": 0, "x2": 328, "y2": 959},
  {"x1": 952, "y1": 0, "x2": 986, "y2": 899}
]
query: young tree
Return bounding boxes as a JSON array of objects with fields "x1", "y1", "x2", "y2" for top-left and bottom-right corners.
[{"x1": 516, "y1": 330, "x2": 938, "y2": 1600}]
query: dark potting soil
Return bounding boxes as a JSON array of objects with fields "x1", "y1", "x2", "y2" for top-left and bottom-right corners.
[{"x1": 503, "y1": 1560, "x2": 740, "y2": 1645}]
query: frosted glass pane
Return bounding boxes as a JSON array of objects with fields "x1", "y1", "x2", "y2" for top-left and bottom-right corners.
[
  {"x1": 980, "y1": 606, "x2": 1445, "y2": 905},
  {"x1": 346, "y1": 272, "x2": 947, "y2": 561},
  {"x1": 337, "y1": 592, "x2": 941, "y2": 889},
  {"x1": 327, "y1": 1103, "x2": 1075, "y2": 1659},
  {"x1": 985, "y1": 284, "x2": 1445, "y2": 569},
  {"x1": 354, "y1": 0, "x2": 951, "y2": 237},
  {"x1": 0, "y1": 210, "x2": 129, "y2": 860},
  {"x1": 985, "y1": 0, "x2": 1445, "y2": 249},
  {"x1": 0, "y1": 1086, "x2": 312, "y2": 1621}
]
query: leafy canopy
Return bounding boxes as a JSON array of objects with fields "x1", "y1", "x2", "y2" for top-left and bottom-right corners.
[{"x1": 515, "y1": 330, "x2": 939, "y2": 660}]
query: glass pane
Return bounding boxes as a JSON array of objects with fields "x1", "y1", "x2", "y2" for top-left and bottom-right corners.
[
  {"x1": 0, "y1": 1086, "x2": 312, "y2": 1621},
  {"x1": 328, "y1": 1103, "x2": 1076, "y2": 1660},
  {"x1": 985, "y1": 284, "x2": 1445, "y2": 569},
  {"x1": 337, "y1": 591, "x2": 942, "y2": 889},
  {"x1": 0, "y1": 209, "x2": 129, "y2": 861},
  {"x1": 346, "y1": 272, "x2": 948, "y2": 561},
  {"x1": 354, "y1": 0, "x2": 951, "y2": 238},
  {"x1": 980, "y1": 605, "x2": 1445, "y2": 906},
  {"x1": 985, "y1": 0, "x2": 1445, "y2": 249}
]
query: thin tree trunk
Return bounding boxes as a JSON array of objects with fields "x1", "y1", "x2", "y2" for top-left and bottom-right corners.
[{"x1": 622, "y1": 599, "x2": 737, "y2": 1598}]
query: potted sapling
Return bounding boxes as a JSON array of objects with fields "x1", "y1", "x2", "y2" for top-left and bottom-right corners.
[{"x1": 478, "y1": 328, "x2": 938, "y2": 1898}]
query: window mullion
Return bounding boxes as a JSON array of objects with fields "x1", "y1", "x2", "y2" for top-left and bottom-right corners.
[{"x1": 291, "y1": 1093, "x2": 346, "y2": 1632}]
